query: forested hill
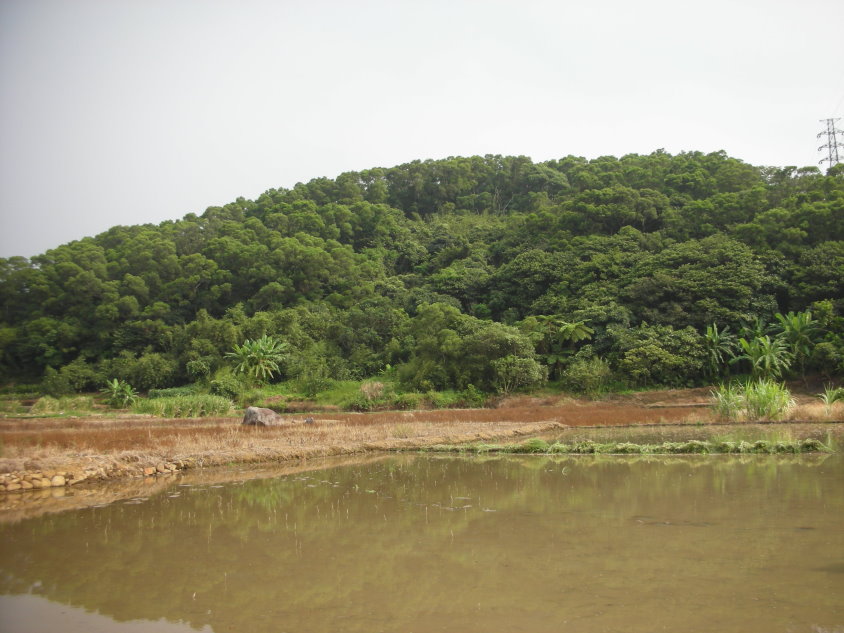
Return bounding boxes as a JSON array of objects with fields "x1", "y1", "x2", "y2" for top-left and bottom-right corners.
[{"x1": 1, "y1": 151, "x2": 842, "y2": 393}]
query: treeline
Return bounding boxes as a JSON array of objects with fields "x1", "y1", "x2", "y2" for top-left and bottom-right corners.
[{"x1": 0, "y1": 150, "x2": 842, "y2": 394}]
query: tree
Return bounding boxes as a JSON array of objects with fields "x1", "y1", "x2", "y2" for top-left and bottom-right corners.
[
  {"x1": 226, "y1": 335, "x2": 288, "y2": 384},
  {"x1": 492, "y1": 356, "x2": 546, "y2": 394}
]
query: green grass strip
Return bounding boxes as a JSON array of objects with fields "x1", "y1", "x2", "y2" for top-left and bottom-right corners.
[{"x1": 422, "y1": 437, "x2": 830, "y2": 455}]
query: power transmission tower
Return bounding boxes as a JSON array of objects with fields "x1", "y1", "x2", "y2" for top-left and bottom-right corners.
[{"x1": 817, "y1": 118, "x2": 844, "y2": 168}]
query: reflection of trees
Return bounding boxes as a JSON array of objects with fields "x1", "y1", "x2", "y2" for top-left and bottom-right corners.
[{"x1": 0, "y1": 455, "x2": 841, "y2": 633}]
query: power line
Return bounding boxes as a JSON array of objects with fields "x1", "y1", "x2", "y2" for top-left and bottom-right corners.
[{"x1": 817, "y1": 118, "x2": 844, "y2": 168}]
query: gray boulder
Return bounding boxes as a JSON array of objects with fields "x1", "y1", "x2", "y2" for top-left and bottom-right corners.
[{"x1": 242, "y1": 406, "x2": 287, "y2": 426}]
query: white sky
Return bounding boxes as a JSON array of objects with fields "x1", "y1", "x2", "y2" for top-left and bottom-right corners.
[{"x1": 1, "y1": 0, "x2": 843, "y2": 258}]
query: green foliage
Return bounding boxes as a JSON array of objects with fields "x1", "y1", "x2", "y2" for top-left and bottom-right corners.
[
  {"x1": 132, "y1": 395, "x2": 233, "y2": 418},
  {"x1": 492, "y1": 356, "x2": 546, "y2": 394},
  {"x1": 99, "y1": 378, "x2": 138, "y2": 408},
  {"x1": 103, "y1": 351, "x2": 178, "y2": 391},
  {"x1": 428, "y1": 436, "x2": 828, "y2": 455},
  {"x1": 743, "y1": 379, "x2": 795, "y2": 421},
  {"x1": 294, "y1": 355, "x2": 333, "y2": 398},
  {"x1": 226, "y1": 335, "x2": 288, "y2": 384},
  {"x1": 1, "y1": 150, "x2": 841, "y2": 394},
  {"x1": 30, "y1": 395, "x2": 95, "y2": 414},
  {"x1": 772, "y1": 311, "x2": 820, "y2": 376},
  {"x1": 710, "y1": 382, "x2": 743, "y2": 421},
  {"x1": 148, "y1": 385, "x2": 201, "y2": 399},
  {"x1": 612, "y1": 324, "x2": 705, "y2": 387},
  {"x1": 818, "y1": 385, "x2": 844, "y2": 417},
  {"x1": 703, "y1": 323, "x2": 736, "y2": 379},
  {"x1": 732, "y1": 336, "x2": 792, "y2": 380},
  {"x1": 562, "y1": 356, "x2": 612, "y2": 395},
  {"x1": 209, "y1": 370, "x2": 247, "y2": 400},
  {"x1": 710, "y1": 380, "x2": 794, "y2": 422}
]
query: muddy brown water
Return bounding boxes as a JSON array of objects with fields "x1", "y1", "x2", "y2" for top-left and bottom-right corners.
[{"x1": 0, "y1": 452, "x2": 842, "y2": 633}]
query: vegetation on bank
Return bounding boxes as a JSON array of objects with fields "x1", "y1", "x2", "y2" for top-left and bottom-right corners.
[
  {"x1": 424, "y1": 436, "x2": 831, "y2": 455},
  {"x1": 1, "y1": 151, "x2": 842, "y2": 401}
]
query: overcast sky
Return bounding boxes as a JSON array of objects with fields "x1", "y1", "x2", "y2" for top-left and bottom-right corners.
[{"x1": 1, "y1": 0, "x2": 843, "y2": 259}]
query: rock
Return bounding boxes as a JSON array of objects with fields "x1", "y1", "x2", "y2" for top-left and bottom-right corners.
[
  {"x1": 32, "y1": 478, "x2": 49, "y2": 489},
  {"x1": 156, "y1": 463, "x2": 168, "y2": 473},
  {"x1": 50, "y1": 475, "x2": 66, "y2": 487},
  {"x1": 305, "y1": 417, "x2": 315, "y2": 424},
  {"x1": 143, "y1": 467, "x2": 156, "y2": 476},
  {"x1": 20, "y1": 480, "x2": 33, "y2": 490},
  {"x1": 242, "y1": 406, "x2": 287, "y2": 426},
  {"x1": 6, "y1": 483, "x2": 21, "y2": 491}
]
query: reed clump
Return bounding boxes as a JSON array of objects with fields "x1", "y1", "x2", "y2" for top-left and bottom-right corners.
[{"x1": 710, "y1": 379, "x2": 794, "y2": 422}]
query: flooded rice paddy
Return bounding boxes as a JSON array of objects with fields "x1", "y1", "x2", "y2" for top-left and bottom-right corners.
[{"x1": 1, "y1": 450, "x2": 843, "y2": 633}]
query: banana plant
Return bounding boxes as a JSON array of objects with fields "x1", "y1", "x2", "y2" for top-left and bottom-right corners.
[{"x1": 731, "y1": 335, "x2": 792, "y2": 380}]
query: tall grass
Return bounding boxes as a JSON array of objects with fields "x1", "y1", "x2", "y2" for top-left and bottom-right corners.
[
  {"x1": 148, "y1": 386, "x2": 201, "y2": 399},
  {"x1": 710, "y1": 379, "x2": 794, "y2": 422},
  {"x1": 743, "y1": 379, "x2": 795, "y2": 421},
  {"x1": 132, "y1": 395, "x2": 234, "y2": 418},
  {"x1": 711, "y1": 383, "x2": 743, "y2": 421}
]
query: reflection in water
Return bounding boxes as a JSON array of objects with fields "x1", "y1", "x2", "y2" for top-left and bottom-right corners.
[
  {"x1": 0, "y1": 594, "x2": 211, "y2": 633},
  {"x1": 1, "y1": 455, "x2": 842, "y2": 633}
]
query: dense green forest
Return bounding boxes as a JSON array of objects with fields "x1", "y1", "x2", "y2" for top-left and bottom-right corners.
[{"x1": 1, "y1": 150, "x2": 842, "y2": 397}]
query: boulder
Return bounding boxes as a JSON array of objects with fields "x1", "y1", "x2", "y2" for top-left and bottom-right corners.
[{"x1": 242, "y1": 406, "x2": 287, "y2": 426}]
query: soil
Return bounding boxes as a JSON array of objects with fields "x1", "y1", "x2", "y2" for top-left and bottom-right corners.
[{"x1": 0, "y1": 386, "x2": 840, "y2": 513}]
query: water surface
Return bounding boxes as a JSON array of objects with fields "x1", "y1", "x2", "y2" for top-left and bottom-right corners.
[{"x1": 1, "y1": 454, "x2": 842, "y2": 633}]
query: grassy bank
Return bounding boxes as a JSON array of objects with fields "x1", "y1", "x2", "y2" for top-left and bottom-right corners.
[{"x1": 423, "y1": 436, "x2": 832, "y2": 456}]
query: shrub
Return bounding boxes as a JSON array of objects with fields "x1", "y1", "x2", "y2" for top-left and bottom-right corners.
[
  {"x1": 342, "y1": 393, "x2": 373, "y2": 412},
  {"x1": 563, "y1": 357, "x2": 612, "y2": 394},
  {"x1": 148, "y1": 385, "x2": 201, "y2": 399},
  {"x1": 104, "y1": 352, "x2": 178, "y2": 390},
  {"x1": 458, "y1": 384, "x2": 487, "y2": 407},
  {"x1": 132, "y1": 395, "x2": 234, "y2": 418},
  {"x1": 492, "y1": 356, "x2": 546, "y2": 394},
  {"x1": 209, "y1": 369, "x2": 246, "y2": 400},
  {"x1": 391, "y1": 393, "x2": 422, "y2": 410}
]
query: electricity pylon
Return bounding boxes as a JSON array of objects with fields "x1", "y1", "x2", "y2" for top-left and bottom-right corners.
[{"x1": 817, "y1": 118, "x2": 843, "y2": 168}]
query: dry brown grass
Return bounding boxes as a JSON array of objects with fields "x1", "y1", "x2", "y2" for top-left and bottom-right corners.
[
  {"x1": 789, "y1": 400, "x2": 844, "y2": 422},
  {"x1": 6, "y1": 389, "x2": 838, "y2": 489}
]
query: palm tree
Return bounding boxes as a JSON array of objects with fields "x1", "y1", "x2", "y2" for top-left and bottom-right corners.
[{"x1": 226, "y1": 335, "x2": 288, "y2": 384}]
